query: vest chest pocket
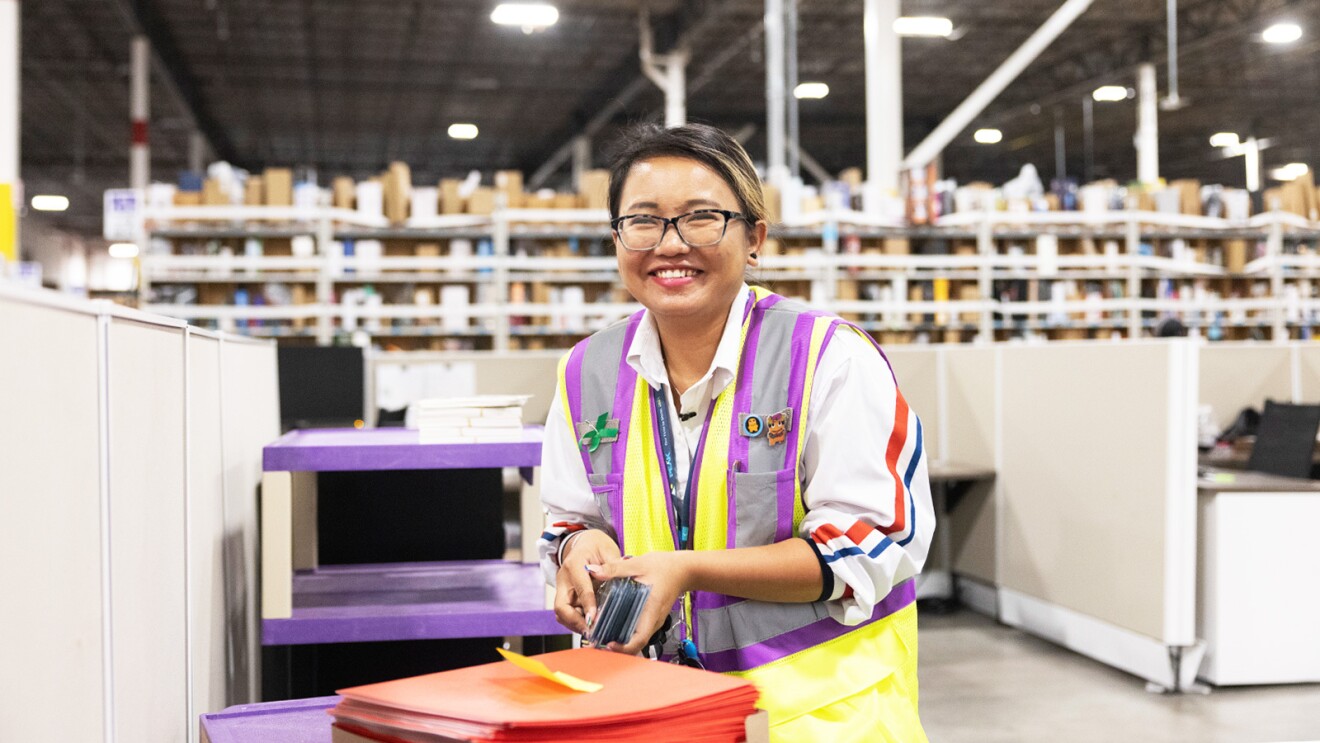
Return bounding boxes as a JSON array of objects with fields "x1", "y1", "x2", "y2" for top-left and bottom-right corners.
[
  {"x1": 727, "y1": 468, "x2": 798, "y2": 547},
  {"x1": 586, "y1": 472, "x2": 623, "y2": 543}
]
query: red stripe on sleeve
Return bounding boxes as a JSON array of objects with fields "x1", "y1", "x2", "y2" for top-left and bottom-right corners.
[
  {"x1": 844, "y1": 520, "x2": 875, "y2": 545},
  {"x1": 811, "y1": 523, "x2": 845, "y2": 545},
  {"x1": 553, "y1": 522, "x2": 587, "y2": 533},
  {"x1": 879, "y1": 391, "x2": 911, "y2": 535}
]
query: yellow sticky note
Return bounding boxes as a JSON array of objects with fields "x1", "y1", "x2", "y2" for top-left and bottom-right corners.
[
  {"x1": 496, "y1": 648, "x2": 603, "y2": 693},
  {"x1": 1211, "y1": 472, "x2": 1236, "y2": 484}
]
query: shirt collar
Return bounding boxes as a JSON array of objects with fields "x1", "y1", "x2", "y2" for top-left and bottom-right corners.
[{"x1": 626, "y1": 284, "x2": 751, "y2": 398}]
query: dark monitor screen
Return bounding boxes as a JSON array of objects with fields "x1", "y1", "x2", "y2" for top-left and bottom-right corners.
[{"x1": 277, "y1": 346, "x2": 365, "y2": 430}]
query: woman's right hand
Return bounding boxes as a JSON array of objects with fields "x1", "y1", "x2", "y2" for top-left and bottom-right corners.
[{"x1": 553, "y1": 529, "x2": 622, "y2": 634}]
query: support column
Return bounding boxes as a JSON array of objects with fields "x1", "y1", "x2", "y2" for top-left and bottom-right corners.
[
  {"x1": 188, "y1": 131, "x2": 206, "y2": 174},
  {"x1": 1054, "y1": 106, "x2": 1067, "y2": 182},
  {"x1": 864, "y1": 0, "x2": 902, "y2": 200},
  {"x1": 0, "y1": 0, "x2": 20, "y2": 262},
  {"x1": 130, "y1": 36, "x2": 150, "y2": 191},
  {"x1": 1136, "y1": 62, "x2": 1159, "y2": 186},
  {"x1": 1082, "y1": 96, "x2": 1095, "y2": 183},
  {"x1": 764, "y1": 0, "x2": 787, "y2": 187},
  {"x1": 785, "y1": 0, "x2": 800, "y2": 181},
  {"x1": 1243, "y1": 136, "x2": 1261, "y2": 193},
  {"x1": 570, "y1": 135, "x2": 591, "y2": 192}
]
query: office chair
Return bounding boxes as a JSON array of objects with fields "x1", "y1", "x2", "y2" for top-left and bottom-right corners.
[{"x1": 1246, "y1": 400, "x2": 1320, "y2": 479}]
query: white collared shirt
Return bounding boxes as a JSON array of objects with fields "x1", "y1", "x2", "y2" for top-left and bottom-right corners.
[{"x1": 539, "y1": 284, "x2": 934, "y2": 624}]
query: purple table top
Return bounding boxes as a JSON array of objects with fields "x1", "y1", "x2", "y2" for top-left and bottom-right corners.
[
  {"x1": 263, "y1": 427, "x2": 544, "y2": 473},
  {"x1": 263, "y1": 560, "x2": 567, "y2": 646},
  {"x1": 201, "y1": 696, "x2": 339, "y2": 743}
]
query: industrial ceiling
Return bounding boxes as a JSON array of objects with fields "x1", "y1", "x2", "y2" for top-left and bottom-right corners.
[{"x1": 18, "y1": 0, "x2": 1320, "y2": 235}]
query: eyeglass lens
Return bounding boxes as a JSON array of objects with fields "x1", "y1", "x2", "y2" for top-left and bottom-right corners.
[{"x1": 619, "y1": 211, "x2": 728, "y2": 250}]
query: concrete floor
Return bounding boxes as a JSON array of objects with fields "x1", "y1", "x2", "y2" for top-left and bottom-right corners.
[{"x1": 918, "y1": 608, "x2": 1320, "y2": 743}]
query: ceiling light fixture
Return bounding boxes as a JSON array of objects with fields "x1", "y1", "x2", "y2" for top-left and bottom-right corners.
[
  {"x1": 1262, "y1": 22, "x2": 1302, "y2": 44},
  {"x1": 1271, "y1": 162, "x2": 1310, "y2": 181},
  {"x1": 1209, "y1": 132, "x2": 1241, "y2": 148},
  {"x1": 491, "y1": 3, "x2": 559, "y2": 33},
  {"x1": 793, "y1": 82, "x2": 829, "y2": 99},
  {"x1": 1092, "y1": 85, "x2": 1130, "y2": 102},
  {"x1": 973, "y1": 128, "x2": 1003, "y2": 145},
  {"x1": 448, "y1": 123, "x2": 479, "y2": 140},
  {"x1": 31, "y1": 195, "x2": 70, "y2": 212},
  {"x1": 893, "y1": 16, "x2": 954, "y2": 38},
  {"x1": 108, "y1": 242, "x2": 140, "y2": 259}
]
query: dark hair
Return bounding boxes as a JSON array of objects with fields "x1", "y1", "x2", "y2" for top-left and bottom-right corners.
[{"x1": 606, "y1": 123, "x2": 768, "y2": 225}]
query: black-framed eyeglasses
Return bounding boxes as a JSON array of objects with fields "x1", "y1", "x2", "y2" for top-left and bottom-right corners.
[{"x1": 610, "y1": 208, "x2": 747, "y2": 252}]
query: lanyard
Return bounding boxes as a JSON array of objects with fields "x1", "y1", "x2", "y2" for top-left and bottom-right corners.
[{"x1": 651, "y1": 384, "x2": 696, "y2": 550}]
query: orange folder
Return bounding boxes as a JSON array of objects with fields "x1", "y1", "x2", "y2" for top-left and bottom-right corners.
[{"x1": 331, "y1": 648, "x2": 760, "y2": 742}]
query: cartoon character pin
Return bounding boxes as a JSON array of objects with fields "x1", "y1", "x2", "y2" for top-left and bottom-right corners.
[{"x1": 741, "y1": 408, "x2": 792, "y2": 446}]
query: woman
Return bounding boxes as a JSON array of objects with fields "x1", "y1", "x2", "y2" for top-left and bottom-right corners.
[{"x1": 538, "y1": 123, "x2": 933, "y2": 742}]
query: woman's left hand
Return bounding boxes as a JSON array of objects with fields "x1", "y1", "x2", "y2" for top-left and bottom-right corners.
[{"x1": 586, "y1": 551, "x2": 690, "y2": 656}]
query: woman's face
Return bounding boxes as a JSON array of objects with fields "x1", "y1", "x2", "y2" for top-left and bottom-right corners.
[{"x1": 613, "y1": 156, "x2": 765, "y2": 328}]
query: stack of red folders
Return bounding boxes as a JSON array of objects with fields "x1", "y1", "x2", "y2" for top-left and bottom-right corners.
[{"x1": 329, "y1": 648, "x2": 762, "y2": 742}]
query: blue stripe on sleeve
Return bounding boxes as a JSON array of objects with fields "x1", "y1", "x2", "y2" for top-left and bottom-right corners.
[{"x1": 899, "y1": 416, "x2": 923, "y2": 547}]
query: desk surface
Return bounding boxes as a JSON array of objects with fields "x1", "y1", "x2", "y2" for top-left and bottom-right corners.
[
  {"x1": 263, "y1": 426, "x2": 544, "y2": 472},
  {"x1": 1197, "y1": 468, "x2": 1320, "y2": 493},
  {"x1": 201, "y1": 696, "x2": 338, "y2": 743},
  {"x1": 928, "y1": 461, "x2": 996, "y2": 483},
  {"x1": 263, "y1": 560, "x2": 565, "y2": 645}
]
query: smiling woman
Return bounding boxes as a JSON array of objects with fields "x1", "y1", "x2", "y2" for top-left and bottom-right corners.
[{"x1": 538, "y1": 123, "x2": 934, "y2": 742}]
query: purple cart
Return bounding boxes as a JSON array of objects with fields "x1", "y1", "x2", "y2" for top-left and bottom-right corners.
[{"x1": 259, "y1": 427, "x2": 565, "y2": 645}]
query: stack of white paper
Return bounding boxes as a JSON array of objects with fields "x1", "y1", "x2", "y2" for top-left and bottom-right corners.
[{"x1": 411, "y1": 395, "x2": 530, "y2": 444}]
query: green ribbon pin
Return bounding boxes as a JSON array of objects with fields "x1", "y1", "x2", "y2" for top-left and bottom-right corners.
[{"x1": 577, "y1": 412, "x2": 620, "y2": 453}]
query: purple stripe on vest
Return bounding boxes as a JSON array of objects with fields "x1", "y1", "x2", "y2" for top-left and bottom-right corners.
[
  {"x1": 699, "y1": 578, "x2": 917, "y2": 674},
  {"x1": 564, "y1": 340, "x2": 592, "y2": 476},
  {"x1": 693, "y1": 589, "x2": 742, "y2": 611},
  {"x1": 609, "y1": 313, "x2": 645, "y2": 546},
  {"x1": 728, "y1": 305, "x2": 768, "y2": 549},
  {"x1": 777, "y1": 314, "x2": 816, "y2": 542}
]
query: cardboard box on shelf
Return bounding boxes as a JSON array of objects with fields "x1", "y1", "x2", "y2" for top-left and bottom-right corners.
[
  {"x1": 383, "y1": 162, "x2": 412, "y2": 224},
  {"x1": 908, "y1": 284, "x2": 924, "y2": 324},
  {"x1": 495, "y1": 170, "x2": 524, "y2": 208},
  {"x1": 525, "y1": 194, "x2": 555, "y2": 210},
  {"x1": 174, "y1": 191, "x2": 202, "y2": 206},
  {"x1": 554, "y1": 193, "x2": 578, "y2": 209},
  {"x1": 578, "y1": 170, "x2": 610, "y2": 210},
  {"x1": 1224, "y1": 240, "x2": 1249, "y2": 273},
  {"x1": 953, "y1": 241, "x2": 977, "y2": 257},
  {"x1": 838, "y1": 167, "x2": 863, "y2": 189},
  {"x1": 332, "y1": 177, "x2": 355, "y2": 210},
  {"x1": 264, "y1": 168, "x2": 294, "y2": 206},
  {"x1": 762, "y1": 183, "x2": 781, "y2": 224},
  {"x1": 1170, "y1": 179, "x2": 1202, "y2": 215},
  {"x1": 244, "y1": 176, "x2": 264, "y2": 206},
  {"x1": 883, "y1": 238, "x2": 910, "y2": 255},
  {"x1": 959, "y1": 283, "x2": 980, "y2": 323},
  {"x1": 440, "y1": 179, "x2": 465, "y2": 214},
  {"x1": 467, "y1": 187, "x2": 496, "y2": 215},
  {"x1": 202, "y1": 178, "x2": 228, "y2": 206},
  {"x1": 416, "y1": 243, "x2": 441, "y2": 258}
]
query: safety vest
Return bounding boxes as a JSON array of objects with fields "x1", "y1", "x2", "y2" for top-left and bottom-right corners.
[{"x1": 557, "y1": 286, "x2": 926, "y2": 742}]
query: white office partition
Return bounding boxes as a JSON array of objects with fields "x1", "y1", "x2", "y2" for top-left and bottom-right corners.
[
  {"x1": 0, "y1": 290, "x2": 107, "y2": 742},
  {"x1": 107, "y1": 314, "x2": 189, "y2": 743},
  {"x1": 1295, "y1": 344, "x2": 1320, "y2": 402},
  {"x1": 186, "y1": 331, "x2": 225, "y2": 734},
  {"x1": 0, "y1": 286, "x2": 278, "y2": 741},
  {"x1": 368, "y1": 350, "x2": 563, "y2": 427},
  {"x1": 1198, "y1": 342, "x2": 1293, "y2": 427},
  {"x1": 942, "y1": 346, "x2": 998, "y2": 588},
  {"x1": 996, "y1": 340, "x2": 1200, "y2": 690},
  {"x1": 219, "y1": 337, "x2": 280, "y2": 705}
]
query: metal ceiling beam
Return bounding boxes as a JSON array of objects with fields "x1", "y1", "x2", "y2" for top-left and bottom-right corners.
[
  {"x1": 107, "y1": 0, "x2": 238, "y2": 164},
  {"x1": 527, "y1": 2, "x2": 742, "y2": 190}
]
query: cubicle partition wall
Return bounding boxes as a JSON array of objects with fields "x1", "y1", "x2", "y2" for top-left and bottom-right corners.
[
  {"x1": 1198, "y1": 343, "x2": 1294, "y2": 429},
  {"x1": 0, "y1": 285, "x2": 278, "y2": 743},
  {"x1": 940, "y1": 346, "x2": 999, "y2": 604},
  {"x1": 996, "y1": 340, "x2": 1201, "y2": 691},
  {"x1": 1293, "y1": 344, "x2": 1320, "y2": 402}
]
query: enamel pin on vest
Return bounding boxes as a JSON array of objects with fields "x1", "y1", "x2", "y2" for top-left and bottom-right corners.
[
  {"x1": 739, "y1": 407, "x2": 792, "y2": 446},
  {"x1": 576, "y1": 412, "x2": 620, "y2": 452}
]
